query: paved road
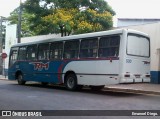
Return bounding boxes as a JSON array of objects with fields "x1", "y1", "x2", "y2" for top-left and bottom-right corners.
[{"x1": 0, "y1": 80, "x2": 160, "y2": 119}]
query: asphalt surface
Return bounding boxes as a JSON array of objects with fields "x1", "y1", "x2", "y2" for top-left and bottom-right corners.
[
  {"x1": 0, "y1": 80, "x2": 160, "y2": 110},
  {"x1": 0, "y1": 79, "x2": 160, "y2": 119}
]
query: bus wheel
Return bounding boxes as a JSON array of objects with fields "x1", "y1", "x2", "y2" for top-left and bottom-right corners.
[
  {"x1": 90, "y1": 85, "x2": 104, "y2": 91},
  {"x1": 65, "y1": 73, "x2": 78, "y2": 91},
  {"x1": 17, "y1": 74, "x2": 26, "y2": 85}
]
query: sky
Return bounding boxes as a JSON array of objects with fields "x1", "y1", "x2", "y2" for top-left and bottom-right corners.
[
  {"x1": 0, "y1": 0, "x2": 160, "y2": 24},
  {"x1": 107, "y1": 0, "x2": 160, "y2": 18},
  {"x1": 0, "y1": 0, "x2": 21, "y2": 17}
]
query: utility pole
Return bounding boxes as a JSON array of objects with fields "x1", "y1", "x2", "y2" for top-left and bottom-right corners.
[
  {"x1": 17, "y1": 0, "x2": 22, "y2": 43},
  {"x1": 0, "y1": 16, "x2": 6, "y2": 53},
  {"x1": 0, "y1": 16, "x2": 6, "y2": 75},
  {"x1": 0, "y1": 17, "x2": 3, "y2": 53}
]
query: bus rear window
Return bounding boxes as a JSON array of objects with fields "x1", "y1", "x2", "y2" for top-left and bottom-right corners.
[{"x1": 127, "y1": 34, "x2": 150, "y2": 57}]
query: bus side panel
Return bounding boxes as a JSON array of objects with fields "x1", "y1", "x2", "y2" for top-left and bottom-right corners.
[
  {"x1": 63, "y1": 59, "x2": 120, "y2": 86},
  {"x1": 8, "y1": 61, "x2": 38, "y2": 81},
  {"x1": 17, "y1": 61, "x2": 65, "y2": 83}
]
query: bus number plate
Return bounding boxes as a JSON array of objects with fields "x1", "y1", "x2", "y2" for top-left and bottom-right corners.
[
  {"x1": 135, "y1": 75, "x2": 140, "y2": 78},
  {"x1": 126, "y1": 59, "x2": 132, "y2": 63}
]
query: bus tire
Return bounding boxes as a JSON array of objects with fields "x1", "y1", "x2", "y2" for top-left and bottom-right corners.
[
  {"x1": 65, "y1": 73, "x2": 78, "y2": 91},
  {"x1": 90, "y1": 85, "x2": 104, "y2": 91},
  {"x1": 17, "y1": 74, "x2": 26, "y2": 85}
]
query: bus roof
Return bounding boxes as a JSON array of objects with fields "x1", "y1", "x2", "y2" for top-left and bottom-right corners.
[{"x1": 11, "y1": 28, "x2": 149, "y2": 47}]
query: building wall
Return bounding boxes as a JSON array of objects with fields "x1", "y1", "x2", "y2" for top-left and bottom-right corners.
[
  {"x1": 4, "y1": 24, "x2": 17, "y2": 76},
  {"x1": 21, "y1": 34, "x2": 61, "y2": 43},
  {"x1": 118, "y1": 18, "x2": 160, "y2": 27}
]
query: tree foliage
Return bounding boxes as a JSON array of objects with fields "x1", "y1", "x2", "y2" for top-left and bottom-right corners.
[
  {"x1": 9, "y1": 0, "x2": 115, "y2": 37},
  {"x1": 43, "y1": 8, "x2": 113, "y2": 36},
  {"x1": 43, "y1": 8, "x2": 77, "y2": 36},
  {"x1": 8, "y1": 7, "x2": 35, "y2": 37}
]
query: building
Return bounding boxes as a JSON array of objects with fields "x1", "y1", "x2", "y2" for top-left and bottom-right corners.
[{"x1": 118, "y1": 18, "x2": 160, "y2": 27}]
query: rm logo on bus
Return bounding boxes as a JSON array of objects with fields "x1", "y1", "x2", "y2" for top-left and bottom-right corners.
[{"x1": 30, "y1": 62, "x2": 49, "y2": 71}]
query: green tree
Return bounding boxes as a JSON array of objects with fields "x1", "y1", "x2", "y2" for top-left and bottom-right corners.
[
  {"x1": 8, "y1": 7, "x2": 35, "y2": 37},
  {"x1": 9, "y1": 0, "x2": 115, "y2": 36},
  {"x1": 74, "y1": 8, "x2": 113, "y2": 34},
  {"x1": 23, "y1": 0, "x2": 56, "y2": 35},
  {"x1": 43, "y1": 8, "x2": 113, "y2": 36},
  {"x1": 43, "y1": 8, "x2": 77, "y2": 36}
]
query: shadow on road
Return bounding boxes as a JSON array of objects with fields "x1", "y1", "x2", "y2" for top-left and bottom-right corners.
[{"x1": 11, "y1": 82, "x2": 142, "y2": 97}]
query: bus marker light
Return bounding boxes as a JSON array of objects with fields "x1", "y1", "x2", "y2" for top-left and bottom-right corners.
[{"x1": 109, "y1": 58, "x2": 112, "y2": 62}]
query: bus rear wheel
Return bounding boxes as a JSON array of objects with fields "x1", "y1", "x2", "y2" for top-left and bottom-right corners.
[
  {"x1": 65, "y1": 73, "x2": 78, "y2": 91},
  {"x1": 17, "y1": 74, "x2": 26, "y2": 85}
]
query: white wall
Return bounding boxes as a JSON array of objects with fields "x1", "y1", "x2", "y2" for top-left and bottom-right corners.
[
  {"x1": 4, "y1": 24, "x2": 17, "y2": 72},
  {"x1": 118, "y1": 19, "x2": 160, "y2": 27}
]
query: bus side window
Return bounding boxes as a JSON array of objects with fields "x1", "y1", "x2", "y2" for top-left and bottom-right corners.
[
  {"x1": 64, "y1": 40, "x2": 79, "y2": 59},
  {"x1": 38, "y1": 43, "x2": 50, "y2": 60},
  {"x1": 26, "y1": 45, "x2": 37, "y2": 60},
  {"x1": 18, "y1": 46, "x2": 26, "y2": 60},
  {"x1": 80, "y1": 38, "x2": 98, "y2": 58},
  {"x1": 50, "y1": 42, "x2": 63, "y2": 60},
  {"x1": 9, "y1": 47, "x2": 18, "y2": 67},
  {"x1": 99, "y1": 36, "x2": 120, "y2": 57}
]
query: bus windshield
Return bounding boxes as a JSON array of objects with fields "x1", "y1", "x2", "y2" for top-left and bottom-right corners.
[{"x1": 127, "y1": 34, "x2": 150, "y2": 57}]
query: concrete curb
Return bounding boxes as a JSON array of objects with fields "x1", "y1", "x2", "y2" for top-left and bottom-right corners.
[
  {"x1": 0, "y1": 75, "x2": 8, "y2": 80},
  {"x1": 103, "y1": 87, "x2": 160, "y2": 95}
]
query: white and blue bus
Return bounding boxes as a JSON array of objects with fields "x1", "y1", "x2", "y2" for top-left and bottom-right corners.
[{"x1": 8, "y1": 29, "x2": 150, "y2": 90}]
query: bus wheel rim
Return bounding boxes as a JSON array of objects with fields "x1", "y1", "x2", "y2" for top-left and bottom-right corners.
[{"x1": 67, "y1": 77, "x2": 75, "y2": 89}]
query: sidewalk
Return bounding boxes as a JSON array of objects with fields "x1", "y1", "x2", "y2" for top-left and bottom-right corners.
[
  {"x1": 0, "y1": 75, "x2": 8, "y2": 80},
  {"x1": 104, "y1": 83, "x2": 160, "y2": 95},
  {"x1": 0, "y1": 75, "x2": 160, "y2": 95}
]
